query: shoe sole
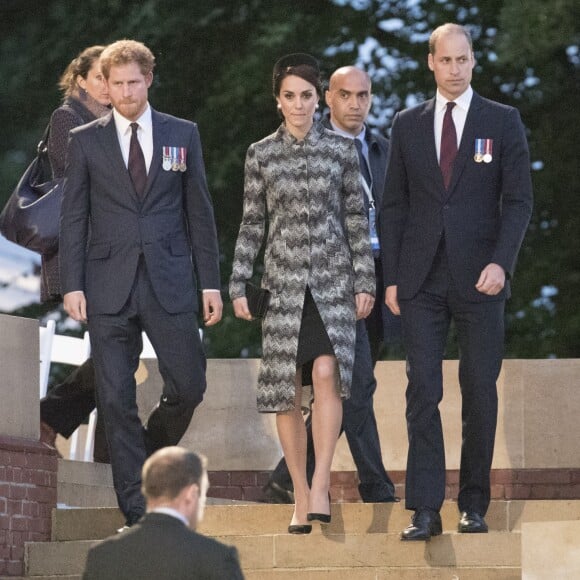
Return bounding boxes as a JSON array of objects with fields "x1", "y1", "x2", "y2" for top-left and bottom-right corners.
[{"x1": 400, "y1": 528, "x2": 443, "y2": 541}]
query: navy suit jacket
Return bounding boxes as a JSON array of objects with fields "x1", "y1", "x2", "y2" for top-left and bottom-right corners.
[
  {"x1": 60, "y1": 108, "x2": 220, "y2": 315},
  {"x1": 380, "y1": 91, "x2": 533, "y2": 302},
  {"x1": 82, "y1": 513, "x2": 244, "y2": 580}
]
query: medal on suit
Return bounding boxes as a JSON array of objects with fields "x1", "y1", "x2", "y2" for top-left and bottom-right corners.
[
  {"x1": 178, "y1": 147, "x2": 187, "y2": 172},
  {"x1": 162, "y1": 146, "x2": 172, "y2": 171},
  {"x1": 474, "y1": 139, "x2": 484, "y2": 163},
  {"x1": 483, "y1": 139, "x2": 493, "y2": 163}
]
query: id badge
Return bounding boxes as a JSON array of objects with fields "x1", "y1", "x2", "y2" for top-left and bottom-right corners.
[{"x1": 368, "y1": 205, "x2": 380, "y2": 255}]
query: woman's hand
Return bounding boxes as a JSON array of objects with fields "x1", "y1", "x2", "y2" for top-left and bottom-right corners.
[
  {"x1": 233, "y1": 296, "x2": 253, "y2": 321},
  {"x1": 355, "y1": 292, "x2": 374, "y2": 320}
]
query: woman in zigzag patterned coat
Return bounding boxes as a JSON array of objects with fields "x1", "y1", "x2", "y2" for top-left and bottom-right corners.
[{"x1": 230, "y1": 54, "x2": 376, "y2": 532}]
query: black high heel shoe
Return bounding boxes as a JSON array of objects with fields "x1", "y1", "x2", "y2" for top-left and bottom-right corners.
[
  {"x1": 288, "y1": 523, "x2": 312, "y2": 534},
  {"x1": 307, "y1": 492, "x2": 331, "y2": 524}
]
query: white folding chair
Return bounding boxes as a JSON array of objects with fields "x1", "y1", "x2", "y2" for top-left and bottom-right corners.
[
  {"x1": 48, "y1": 331, "x2": 92, "y2": 460},
  {"x1": 140, "y1": 331, "x2": 156, "y2": 358},
  {"x1": 39, "y1": 319, "x2": 56, "y2": 398},
  {"x1": 140, "y1": 329, "x2": 202, "y2": 359}
]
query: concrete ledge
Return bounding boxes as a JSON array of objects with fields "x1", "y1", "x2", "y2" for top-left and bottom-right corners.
[
  {"x1": 133, "y1": 358, "x2": 580, "y2": 473},
  {"x1": 522, "y1": 520, "x2": 580, "y2": 579}
]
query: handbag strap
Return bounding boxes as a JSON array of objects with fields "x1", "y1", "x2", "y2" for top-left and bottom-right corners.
[{"x1": 37, "y1": 123, "x2": 51, "y2": 155}]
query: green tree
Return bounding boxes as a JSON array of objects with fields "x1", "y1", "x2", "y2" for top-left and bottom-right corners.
[{"x1": 1, "y1": 0, "x2": 579, "y2": 358}]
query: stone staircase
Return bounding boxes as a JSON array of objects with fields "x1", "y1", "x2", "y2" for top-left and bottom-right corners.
[{"x1": 19, "y1": 460, "x2": 580, "y2": 579}]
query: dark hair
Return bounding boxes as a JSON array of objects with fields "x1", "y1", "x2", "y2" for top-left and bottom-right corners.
[
  {"x1": 142, "y1": 447, "x2": 206, "y2": 500},
  {"x1": 100, "y1": 39, "x2": 155, "y2": 79},
  {"x1": 272, "y1": 53, "x2": 322, "y2": 97},
  {"x1": 58, "y1": 45, "x2": 106, "y2": 98}
]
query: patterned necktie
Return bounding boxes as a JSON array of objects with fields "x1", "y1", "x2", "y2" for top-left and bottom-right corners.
[
  {"x1": 440, "y1": 101, "x2": 457, "y2": 189},
  {"x1": 128, "y1": 122, "x2": 147, "y2": 198}
]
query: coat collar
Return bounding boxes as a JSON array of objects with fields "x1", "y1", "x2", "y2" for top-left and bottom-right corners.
[
  {"x1": 321, "y1": 114, "x2": 382, "y2": 150},
  {"x1": 275, "y1": 121, "x2": 324, "y2": 146}
]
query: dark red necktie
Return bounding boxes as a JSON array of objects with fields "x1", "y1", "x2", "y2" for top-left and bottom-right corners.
[
  {"x1": 440, "y1": 101, "x2": 457, "y2": 189},
  {"x1": 128, "y1": 122, "x2": 147, "y2": 198}
]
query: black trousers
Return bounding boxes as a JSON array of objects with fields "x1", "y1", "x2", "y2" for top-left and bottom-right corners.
[
  {"x1": 40, "y1": 358, "x2": 109, "y2": 462},
  {"x1": 270, "y1": 289, "x2": 398, "y2": 502},
  {"x1": 88, "y1": 259, "x2": 206, "y2": 522},
  {"x1": 400, "y1": 244, "x2": 504, "y2": 515}
]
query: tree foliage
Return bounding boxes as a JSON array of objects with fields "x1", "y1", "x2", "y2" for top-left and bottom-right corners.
[{"x1": 0, "y1": 0, "x2": 578, "y2": 357}]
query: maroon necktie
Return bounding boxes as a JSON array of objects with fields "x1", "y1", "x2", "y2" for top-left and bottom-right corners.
[
  {"x1": 440, "y1": 101, "x2": 457, "y2": 189},
  {"x1": 128, "y1": 122, "x2": 147, "y2": 198}
]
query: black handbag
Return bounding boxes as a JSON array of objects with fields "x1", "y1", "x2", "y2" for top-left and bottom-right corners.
[
  {"x1": 0, "y1": 124, "x2": 62, "y2": 255},
  {"x1": 245, "y1": 282, "x2": 271, "y2": 319}
]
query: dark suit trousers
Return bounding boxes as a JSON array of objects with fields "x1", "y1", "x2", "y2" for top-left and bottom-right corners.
[
  {"x1": 88, "y1": 258, "x2": 206, "y2": 521},
  {"x1": 271, "y1": 316, "x2": 396, "y2": 501},
  {"x1": 400, "y1": 245, "x2": 504, "y2": 515},
  {"x1": 40, "y1": 358, "x2": 109, "y2": 462}
]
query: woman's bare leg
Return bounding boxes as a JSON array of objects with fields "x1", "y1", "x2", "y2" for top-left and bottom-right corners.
[
  {"x1": 309, "y1": 355, "x2": 342, "y2": 516},
  {"x1": 276, "y1": 375, "x2": 309, "y2": 525}
]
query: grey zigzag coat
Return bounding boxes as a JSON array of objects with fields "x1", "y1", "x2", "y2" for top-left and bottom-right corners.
[{"x1": 230, "y1": 123, "x2": 376, "y2": 412}]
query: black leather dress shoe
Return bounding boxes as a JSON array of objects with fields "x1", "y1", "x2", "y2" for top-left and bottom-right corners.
[
  {"x1": 262, "y1": 481, "x2": 294, "y2": 504},
  {"x1": 288, "y1": 524, "x2": 312, "y2": 534},
  {"x1": 400, "y1": 508, "x2": 443, "y2": 541},
  {"x1": 458, "y1": 511, "x2": 488, "y2": 533}
]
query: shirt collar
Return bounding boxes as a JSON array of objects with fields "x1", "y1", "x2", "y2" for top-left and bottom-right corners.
[
  {"x1": 329, "y1": 120, "x2": 367, "y2": 144},
  {"x1": 149, "y1": 507, "x2": 189, "y2": 527},
  {"x1": 113, "y1": 104, "x2": 152, "y2": 134},
  {"x1": 436, "y1": 85, "x2": 473, "y2": 113}
]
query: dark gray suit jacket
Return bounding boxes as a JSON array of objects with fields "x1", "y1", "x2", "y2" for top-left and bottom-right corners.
[
  {"x1": 82, "y1": 513, "x2": 244, "y2": 580},
  {"x1": 380, "y1": 91, "x2": 533, "y2": 302},
  {"x1": 60, "y1": 108, "x2": 220, "y2": 315}
]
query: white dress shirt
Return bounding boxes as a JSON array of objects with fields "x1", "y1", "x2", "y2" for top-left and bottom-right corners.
[
  {"x1": 113, "y1": 105, "x2": 154, "y2": 173},
  {"x1": 434, "y1": 86, "x2": 473, "y2": 162}
]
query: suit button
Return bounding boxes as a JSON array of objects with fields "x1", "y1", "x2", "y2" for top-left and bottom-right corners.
[{"x1": 443, "y1": 205, "x2": 449, "y2": 209}]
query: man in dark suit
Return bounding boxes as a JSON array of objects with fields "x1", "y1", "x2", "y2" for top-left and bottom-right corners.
[
  {"x1": 82, "y1": 447, "x2": 244, "y2": 580},
  {"x1": 380, "y1": 23, "x2": 533, "y2": 540},
  {"x1": 264, "y1": 66, "x2": 400, "y2": 504},
  {"x1": 60, "y1": 40, "x2": 222, "y2": 529}
]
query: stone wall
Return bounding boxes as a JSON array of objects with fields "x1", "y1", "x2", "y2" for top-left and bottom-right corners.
[
  {"x1": 0, "y1": 438, "x2": 57, "y2": 577},
  {"x1": 0, "y1": 314, "x2": 57, "y2": 577}
]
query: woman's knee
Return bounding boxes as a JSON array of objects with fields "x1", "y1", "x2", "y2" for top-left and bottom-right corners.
[{"x1": 311, "y1": 356, "x2": 337, "y2": 385}]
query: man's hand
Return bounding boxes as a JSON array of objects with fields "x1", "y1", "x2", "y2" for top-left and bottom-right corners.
[
  {"x1": 385, "y1": 285, "x2": 400, "y2": 316},
  {"x1": 63, "y1": 291, "x2": 87, "y2": 322},
  {"x1": 202, "y1": 291, "x2": 223, "y2": 326},
  {"x1": 475, "y1": 263, "x2": 505, "y2": 296},
  {"x1": 232, "y1": 296, "x2": 253, "y2": 321},
  {"x1": 355, "y1": 292, "x2": 374, "y2": 320}
]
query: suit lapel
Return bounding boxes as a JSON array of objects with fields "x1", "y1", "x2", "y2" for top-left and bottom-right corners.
[
  {"x1": 145, "y1": 109, "x2": 169, "y2": 198},
  {"x1": 445, "y1": 92, "x2": 484, "y2": 199},
  {"x1": 95, "y1": 114, "x2": 138, "y2": 201},
  {"x1": 419, "y1": 99, "x2": 445, "y2": 195}
]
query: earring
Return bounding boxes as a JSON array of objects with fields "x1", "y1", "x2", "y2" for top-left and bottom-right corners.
[
  {"x1": 277, "y1": 104, "x2": 282, "y2": 109},
  {"x1": 315, "y1": 104, "x2": 319, "y2": 109}
]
